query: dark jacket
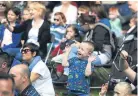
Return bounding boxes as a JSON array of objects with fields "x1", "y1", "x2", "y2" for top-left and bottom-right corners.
[
  {"x1": 13, "y1": 19, "x2": 51, "y2": 58},
  {"x1": 123, "y1": 26, "x2": 137, "y2": 66},
  {"x1": 0, "y1": 24, "x2": 22, "y2": 50}
]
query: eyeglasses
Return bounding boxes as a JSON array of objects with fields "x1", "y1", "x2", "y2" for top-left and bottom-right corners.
[
  {"x1": 0, "y1": 3, "x2": 6, "y2": 7},
  {"x1": 54, "y1": 18, "x2": 59, "y2": 21},
  {"x1": 21, "y1": 49, "x2": 32, "y2": 54}
]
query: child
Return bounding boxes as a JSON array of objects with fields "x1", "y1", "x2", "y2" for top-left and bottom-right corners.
[
  {"x1": 51, "y1": 25, "x2": 81, "y2": 80},
  {"x1": 62, "y1": 41, "x2": 95, "y2": 95},
  {"x1": 21, "y1": 8, "x2": 31, "y2": 22},
  {"x1": 77, "y1": 5, "x2": 90, "y2": 37},
  {"x1": 109, "y1": 6, "x2": 123, "y2": 46},
  {"x1": 50, "y1": 12, "x2": 67, "y2": 48},
  {"x1": 109, "y1": 6, "x2": 122, "y2": 37}
]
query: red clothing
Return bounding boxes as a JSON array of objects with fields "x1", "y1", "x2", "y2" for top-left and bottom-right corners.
[{"x1": 51, "y1": 44, "x2": 63, "y2": 57}]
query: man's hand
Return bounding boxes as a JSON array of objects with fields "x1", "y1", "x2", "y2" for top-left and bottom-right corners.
[{"x1": 120, "y1": 50, "x2": 128, "y2": 60}]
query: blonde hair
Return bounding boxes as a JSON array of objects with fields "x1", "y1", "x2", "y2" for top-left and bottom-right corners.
[
  {"x1": 115, "y1": 82, "x2": 132, "y2": 95},
  {"x1": 29, "y1": 2, "x2": 46, "y2": 18},
  {"x1": 78, "y1": 5, "x2": 90, "y2": 13}
]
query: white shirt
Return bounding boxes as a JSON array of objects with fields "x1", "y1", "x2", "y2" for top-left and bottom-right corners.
[
  {"x1": 32, "y1": 60, "x2": 55, "y2": 96},
  {"x1": 1, "y1": 29, "x2": 13, "y2": 47},
  {"x1": 51, "y1": 4, "x2": 77, "y2": 24},
  {"x1": 27, "y1": 20, "x2": 44, "y2": 46}
]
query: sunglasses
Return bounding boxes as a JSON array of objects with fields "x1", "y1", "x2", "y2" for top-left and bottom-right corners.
[
  {"x1": 0, "y1": 3, "x2": 6, "y2": 7},
  {"x1": 54, "y1": 18, "x2": 59, "y2": 21},
  {"x1": 21, "y1": 49, "x2": 32, "y2": 54}
]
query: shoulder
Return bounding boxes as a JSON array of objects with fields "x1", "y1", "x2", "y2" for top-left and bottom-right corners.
[{"x1": 42, "y1": 20, "x2": 50, "y2": 28}]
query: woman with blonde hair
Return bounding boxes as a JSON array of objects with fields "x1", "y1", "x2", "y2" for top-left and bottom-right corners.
[{"x1": 1, "y1": 2, "x2": 51, "y2": 59}]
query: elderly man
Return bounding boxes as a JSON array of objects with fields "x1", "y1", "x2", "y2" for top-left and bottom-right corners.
[
  {"x1": 0, "y1": 73, "x2": 15, "y2": 96},
  {"x1": 9, "y1": 64, "x2": 40, "y2": 96}
]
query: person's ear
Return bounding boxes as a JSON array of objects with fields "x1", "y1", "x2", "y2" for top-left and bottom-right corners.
[
  {"x1": 32, "y1": 52, "x2": 36, "y2": 57},
  {"x1": 2, "y1": 62, "x2": 7, "y2": 68},
  {"x1": 88, "y1": 51, "x2": 92, "y2": 56}
]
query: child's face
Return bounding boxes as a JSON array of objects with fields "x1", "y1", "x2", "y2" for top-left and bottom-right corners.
[
  {"x1": 78, "y1": 10, "x2": 86, "y2": 18},
  {"x1": 54, "y1": 15, "x2": 62, "y2": 25},
  {"x1": 109, "y1": 11, "x2": 117, "y2": 20},
  {"x1": 66, "y1": 27, "x2": 76, "y2": 40},
  {"x1": 77, "y1": 42, "x2": 91, "y2": 59},
  {"x1": 129, "y1": 18, "x2": 135, "y2": 27},
  {"x1": 22, "y1": 10, "x2": 31, "y2": 21}
]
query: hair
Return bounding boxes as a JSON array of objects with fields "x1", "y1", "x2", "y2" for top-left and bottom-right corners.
[
  {"x1": 29, "y1": 2, "x2": 46, "y2": 18},
  {"x1": 14, "y1": 64, "x2": 30, "y2": 79},
  {"x1": 90, "y1": 4, "x2": 107, "y2": 19},
  {"x1": 0, "y1": 52, "x2": 13, "y2": 68},
  {"x1": 115, "y1": 82, "x2": 132, "y2": 95},
  {"x1": 23, "y1": 43, "x2": 40, "y2": 56},
  {"x1": 23, "y1": 7, "x2": 30, "y2": 12},
  {"x1": 8, "y1": 7, "x2": 21, "y2": 16},
  {"x1": 109, "y1": 6, "x2": 119, "y2": 13},
  {"x1": 0, "y1": 73, "x2": 15, "y2": 92},
  {"x1": 82, "y1": 41, "x2": 95, "y2": 52},
  {"x1": 54, "y1": 12, "x2": 66, "y2": 23},
  {"x1": 7, "y1": 7, "x2": 21, "y2": 23},
  {"x1": 66, "y1": 25, "x2": 81, "y2": 42},
  {"x1": 78, "y1": 5, "x2": 90, "y2": 13}
]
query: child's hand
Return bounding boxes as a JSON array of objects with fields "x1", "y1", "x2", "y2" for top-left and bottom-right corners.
[
  {"x1": 61, "y1": 38, "x2": 67, "y2": 43},
  {"x1": 64, "y1": 45, "x2": 71, "y2": 52},
  {"x1": 88, "y1": 55, "x2": 96, "y2": 63},
  {"x1": 120, "y1": 50, "x2": 128, "y2": 60},
  {"x1": 99, "y1": 83, "x2": 108, "y2": 96}
]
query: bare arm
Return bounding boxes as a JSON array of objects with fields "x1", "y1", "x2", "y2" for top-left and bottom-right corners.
[
  {"x1": 123, "y1": 60, "x2": 136, "y2": 83},
  {"x1": 120, "y1": 50, "x2": 136, "y2": 83},
  {"x1": 62, "y1": 46, "x2": 71, "y2": 67},
  {"x1": 85, "y1": 56, "x2": 96, "y2": 76},
  {"x1": 30, "y1": 72, "x2": 40, "y2": 82}
]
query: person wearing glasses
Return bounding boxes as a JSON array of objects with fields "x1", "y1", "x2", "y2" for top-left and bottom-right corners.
[
  {"x1": 21, "y1": 43, "x2": 55, "y2": 96},
  {"x1": 0, "y1": 1, "x2": 12, "y2": 22},
  {"x1": 50, "y1": 12, "x2": 67, "y2": 48},
  {"x1": 1, "y1": 2, "x2": 51, "y2": 60}
]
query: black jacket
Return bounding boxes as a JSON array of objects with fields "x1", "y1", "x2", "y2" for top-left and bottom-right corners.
[{"x1": 13, "y1": 19, "x2": 51, "y2": 58}]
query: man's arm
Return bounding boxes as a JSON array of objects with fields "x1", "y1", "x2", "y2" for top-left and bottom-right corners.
[{"x1": 120, "y1": 50, "x2": 136, "y2": 83}]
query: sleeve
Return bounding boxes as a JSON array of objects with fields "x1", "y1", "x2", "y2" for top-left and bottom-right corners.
[
  {"x1": 68, "y1": 46, "x2": 78, "y2": 60},
  {"x1": 32, "y1": 61, "x2": 49, "y2": 77},
  {"x1": 13, "y1": 20, "x2": 30, "y2": 33},
  {"x1": 39, "y1": 21, "x2": 51, "y2": 44}
]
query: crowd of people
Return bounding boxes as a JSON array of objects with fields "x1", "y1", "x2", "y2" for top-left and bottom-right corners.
[{"x1": 0, "y1": 1, "x2": 137, "y2": 96}]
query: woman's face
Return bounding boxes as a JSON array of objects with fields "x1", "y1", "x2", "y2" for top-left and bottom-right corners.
[
  {"x1": 0, "y1": 1, "x2": 6, "y2": 13},
  {"x1": 7, "y1": 10, "x2": 17, "y2": 23},
  {"x1": 22, "y1": 47, "x2": 35, "y2": 62},
  {"x1": 66, "y1": 27, "x2": 76, "y2": 40},
  {"x1": 29, "y1": 7, "x2": 40, "y2": 19},
  {"x1": 54, "y1": 15, "x2": 62, "y2": 25}
]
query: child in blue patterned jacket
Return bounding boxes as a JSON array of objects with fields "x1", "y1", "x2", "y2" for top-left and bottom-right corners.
[{"x1": 62, "y1": 41, "x2": 96, "y2": 96}]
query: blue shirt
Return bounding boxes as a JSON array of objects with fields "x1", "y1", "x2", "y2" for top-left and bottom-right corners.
[{"x1": 67, "y1": 46, "x2": 94, "y2": 94}]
